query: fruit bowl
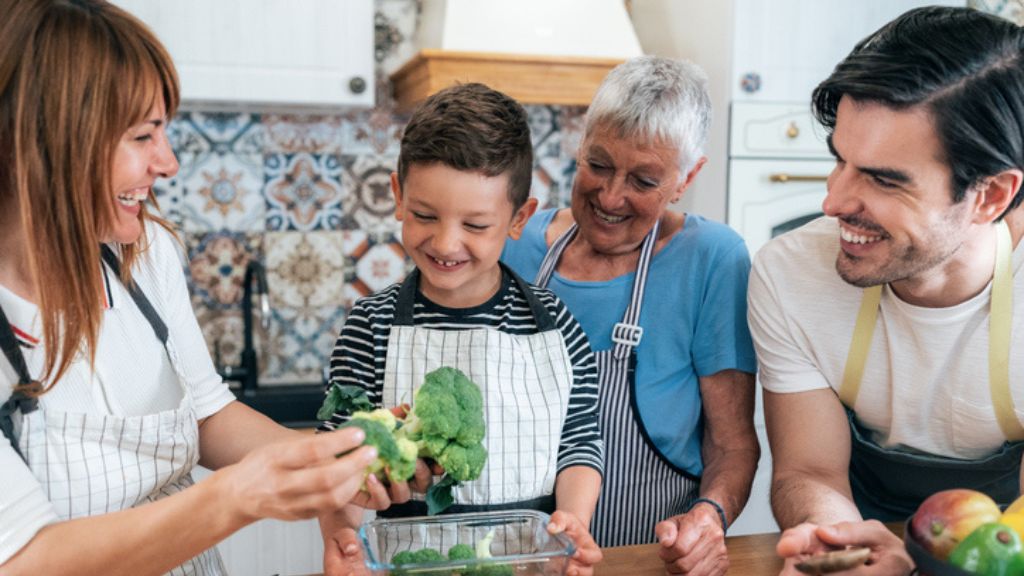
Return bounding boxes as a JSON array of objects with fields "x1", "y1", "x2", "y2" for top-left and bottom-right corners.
[{"x1": 904, "y1": 519, "x2": 974, "y2": 576}]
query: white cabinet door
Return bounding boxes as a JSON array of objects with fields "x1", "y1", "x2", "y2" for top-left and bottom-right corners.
[
  {"x1": 732, "y1": 0, "x2": 966, "y2": 102},
  {"x1": 113, "y1": 0, "x2": 375, "y2": 108}
]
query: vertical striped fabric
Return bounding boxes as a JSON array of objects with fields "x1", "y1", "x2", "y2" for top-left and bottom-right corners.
[{"x1": 535, "y1": 222, "x2": 699, "y2": 547}]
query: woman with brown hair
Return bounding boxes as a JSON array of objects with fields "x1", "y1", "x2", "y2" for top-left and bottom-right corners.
[{"x1": 0, "y1": 2, "x2": 383, "y2": 574}]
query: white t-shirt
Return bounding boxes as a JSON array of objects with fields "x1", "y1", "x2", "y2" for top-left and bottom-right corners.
[
  {"x1": 0, "y1": 224, "x2": 236, "y2": 564},
  {"x1": 749, "y1": 216, "x2": 1024, "y2": 460}
]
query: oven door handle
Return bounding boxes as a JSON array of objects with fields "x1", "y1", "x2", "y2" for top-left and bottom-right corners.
[{"x1": 769, "y1": 173, "x2": 830, "y2": 183}]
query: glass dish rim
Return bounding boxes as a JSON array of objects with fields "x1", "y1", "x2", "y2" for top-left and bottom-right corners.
[{"x1": 358, "y1": 509, "x2": 577, "y2": 571}]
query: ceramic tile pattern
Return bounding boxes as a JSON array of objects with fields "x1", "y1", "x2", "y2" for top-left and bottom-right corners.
[{"x1": 163, "y1": 0, "x2": 581, "y2": 385}]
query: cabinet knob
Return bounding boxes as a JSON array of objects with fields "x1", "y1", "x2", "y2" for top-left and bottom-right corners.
[
  {"x1": 349, "y1": 76, "x2": 367, "y2": 95},
  {"x1": 785, "y1": 122, "x2": 800, "y2": 139}
]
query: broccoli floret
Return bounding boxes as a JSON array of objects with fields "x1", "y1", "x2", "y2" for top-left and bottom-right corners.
[
  {"x1": 391, "y1": 548, "x2": 448, "y2": 576},
  {"x1": 351, "y1": 407, "x2": 398, "y2": 432},
  {"x1": 338, "y1": 418, "x2": 407, "y2": 483},
  {"x1": 448, "y1": 543, "x2": 476, "y2": 561},
  {"x1": 388, "y1": 436, "x2": 418, "y2": 482},
  {"x1": 437, "y1": 442, "x2": 487, "y2": 482},
  {"x1": 394, "y1": 367, "x2": 488, "y2": 514}
]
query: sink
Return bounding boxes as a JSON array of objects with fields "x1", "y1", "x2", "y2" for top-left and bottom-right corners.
[{"x1": 231, "y1": 383, "x2": 325, "y2": 429}]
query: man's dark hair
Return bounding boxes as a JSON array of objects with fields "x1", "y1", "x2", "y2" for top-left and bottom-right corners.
[
  {"x1": 397, "y1": 82, "x2": 533, "y2": 210},
  {"x1": 812, "y1": 6, "x2": 1024, "y2": 218}
]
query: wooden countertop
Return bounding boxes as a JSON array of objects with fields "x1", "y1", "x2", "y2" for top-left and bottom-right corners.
[
  {"x1": 596, "y1": 532, "x2": 783, "y2": 576},
  {"x1": 301, "y1": 532, "x2": 784, "y2": 576}
]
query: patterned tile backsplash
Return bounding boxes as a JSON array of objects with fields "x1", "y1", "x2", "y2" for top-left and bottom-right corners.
[{"x1": 159, "y1": 1, "x2": 584, "y2": 386}]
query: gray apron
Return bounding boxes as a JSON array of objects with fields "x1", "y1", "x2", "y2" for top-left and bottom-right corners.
[
  {"x1": 378, "y1": 264, "x2": 572, "y2": 516},
  {"x1": 842, "y1": 221, "x2": 1023, "y2": 521},
  {"x1": 0, "y1": 246, "x2": 225, "y2": 575},
  {"x1": 535, "y1": 221, "x2": 699, "y2": 548}
]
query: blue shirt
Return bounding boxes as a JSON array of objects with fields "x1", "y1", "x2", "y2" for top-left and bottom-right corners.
[{"x1": 502, "y1": 209, "x2": 756, "y2": 476}]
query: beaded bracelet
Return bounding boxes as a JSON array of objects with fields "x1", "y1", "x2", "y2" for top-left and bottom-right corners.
[{"x1": 687, "y1": 497, "x2": 728, "y2": 533}]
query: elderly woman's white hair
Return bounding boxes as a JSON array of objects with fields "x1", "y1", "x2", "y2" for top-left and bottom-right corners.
[{"x1": 584, "y1": 55, "x2": 711, "y2": 174}]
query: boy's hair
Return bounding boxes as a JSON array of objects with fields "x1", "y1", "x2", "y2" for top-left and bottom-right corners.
[
  {"x1": 812, "y1": 5, "x2": 1024, "y2": 218},
  {"x1": 396, "y1": 83, "x2": 533, "y2": 210},
  {"x1": 0, "y1": 0, "x2": 179, "y2": 389},
  {"x1": 586, "y1": 55, "x2": 711, "y2": 174}
]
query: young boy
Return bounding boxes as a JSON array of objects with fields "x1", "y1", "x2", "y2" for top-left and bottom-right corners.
[{"x1": 318, "y1": 83, "x2": 604, "y2": 573}]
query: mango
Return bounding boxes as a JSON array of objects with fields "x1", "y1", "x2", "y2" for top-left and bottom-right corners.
[{"x1": 909, "y1": 489, "x2": 1002, "y2": 561}]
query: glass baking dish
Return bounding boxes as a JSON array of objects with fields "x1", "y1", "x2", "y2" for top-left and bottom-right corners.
[{"x1": 358, "y1": 509, "x2": 576, "y2": 575}]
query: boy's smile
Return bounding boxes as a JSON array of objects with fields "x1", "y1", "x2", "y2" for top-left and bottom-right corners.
[{"x1": 392, "y1": 163, "x2": 536, "y2": 309}]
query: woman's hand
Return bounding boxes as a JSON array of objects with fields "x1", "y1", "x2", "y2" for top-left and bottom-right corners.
[
  {"x1": 548, "y1": 510, "x2": 603, "y2": 576},
  {"x1": 216, "y1": 427, "x2": 377, "y2": 523},
  {"x1": 655, "y1": 505, "x2": 728, "y2": 575},
  {"x1": 776, "y1": 520, "x2": 912, "y2": 576}
]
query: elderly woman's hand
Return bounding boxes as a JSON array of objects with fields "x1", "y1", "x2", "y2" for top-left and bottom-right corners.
[{"x1": 655, "y1": 505, "x2": 728, "y2": 576}]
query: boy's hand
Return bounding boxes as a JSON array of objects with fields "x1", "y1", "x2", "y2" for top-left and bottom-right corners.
[
  {"x1": 319, "y1": 512, "x2": 370, "y2": 576},
  {"x1": 548, "y1": 510, "x2": 602, "y2": 576},
  {"x1": 655, "y1": 505, "x2": 728, "y2": 576},
  {"x1": 349, "y1": 472, "x2": 409, "y2": 510}
]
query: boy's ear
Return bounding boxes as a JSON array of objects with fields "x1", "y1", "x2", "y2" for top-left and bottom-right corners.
[
  {"x1": 391, "y1": 172, "x2": 404, "y2": 221},
  {"x1": 508, "y1": 197, "x2": 538, "y2": 240},
  {"x1": 971, "y1": 168, "x2": 1023, "y2": 225}
]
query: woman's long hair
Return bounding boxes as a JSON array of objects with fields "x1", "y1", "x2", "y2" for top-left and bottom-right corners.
[{"x1": 0, "y1": 0, "x2": 180, "y2": 391}]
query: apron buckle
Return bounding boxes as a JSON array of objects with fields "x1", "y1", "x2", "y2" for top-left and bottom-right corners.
[{"x1": 612, "y1": 322, "x2": 644, "y2": 347}]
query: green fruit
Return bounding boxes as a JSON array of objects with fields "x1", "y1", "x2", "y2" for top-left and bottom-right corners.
[{"x1": 949, "y1": 522, "x2": 1024, "y2": 576}]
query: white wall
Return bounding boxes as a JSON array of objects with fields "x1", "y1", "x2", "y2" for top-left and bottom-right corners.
[{"x1": 629, "y1": 0, "x2": 734, "y2": 223}]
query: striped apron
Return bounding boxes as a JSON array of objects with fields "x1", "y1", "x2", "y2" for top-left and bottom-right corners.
[
  {"x1": 535, "y1": 222, "x2": 699, "y2": 547},
  {"x1": 0, "y1": 246, "x2": 225, "y2": 575},
  {"x1": 841, "y1": 220, "x2": 1023, "y2": 521},
  {"x1": 378, "y1": 264, "x2": 573, "y2": 515}
]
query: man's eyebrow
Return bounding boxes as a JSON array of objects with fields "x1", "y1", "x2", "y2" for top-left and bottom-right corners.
[{"x1": 826, "y1": 134, "x2": 841, "y2": 161}]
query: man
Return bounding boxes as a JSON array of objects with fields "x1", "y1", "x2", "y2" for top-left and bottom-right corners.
[{"x1": 748, "y1": 6, "x2": 1024, "y2": 574}]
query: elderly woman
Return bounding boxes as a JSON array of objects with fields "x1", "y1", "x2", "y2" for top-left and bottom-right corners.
[{"x1": 503, "y1": 56, "x2": 759, "y2": 575}]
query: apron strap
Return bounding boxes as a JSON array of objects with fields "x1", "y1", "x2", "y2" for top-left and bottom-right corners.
[
  {"x1": 990, "y1": 221, "x2": 1022, "y2": 440},
  {"x1": 613, "y1": 219, "x2": 660, "y2": 360},
  {"x1": 394, "y1": 264, "x2": 557, "y2": 330},
  {"x1": 839, "y1": 220, "x2": 1021, "y2": 440},
  {"x1": 393, "y1": 269, "x2": 420, "y2": 326},
  {"x1": 503, "y1": 263, "x2": 556, "y2": 332},
  {"x1": 1, "y1": 246, "x2": 171, "y2": 462},
  {"x1": 100, "y1": 246, "x2": 168, "y2": 346},
  {"x1": 838, "y1": 285, "x2": 881, "y2": 407},
  {"x1": 532, "y1": 215, "x2": 662, "y2": 360}
]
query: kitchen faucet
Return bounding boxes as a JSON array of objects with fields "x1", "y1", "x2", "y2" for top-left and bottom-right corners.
[{"x1": 216, "y1": 259, "x2": 270, "y2": 397}]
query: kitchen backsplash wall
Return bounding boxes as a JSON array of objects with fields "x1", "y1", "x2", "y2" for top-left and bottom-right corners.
[{"x1": 158, "y1": 0, "x2": 585, "y2": 386}]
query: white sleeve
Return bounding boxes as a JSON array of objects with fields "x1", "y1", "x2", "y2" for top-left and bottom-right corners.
[
  {"x1": 747, "y1": 248, "x2": 832, "y2": 394},
  {"x1": 145, "y1": 226, "x2": 236, "y2": 420},
  {"x1": 0, "y1": 428, "x2": 59, "y2": 565}
]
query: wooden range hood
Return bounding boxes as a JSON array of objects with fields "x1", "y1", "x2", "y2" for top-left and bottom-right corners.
[
  {"x1": 390, "y1": 50, "x2": 625, "y2": 112},
  {"x1": 388, "y1": 0, "x2": 641, "y2": 112}
]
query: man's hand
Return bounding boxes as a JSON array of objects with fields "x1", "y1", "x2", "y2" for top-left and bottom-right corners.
[
  {"x1": 776, "y1": 521, "x2": 912, "y2": 576},
  {"x1": 655, "y1": 505, "x2": 728, "y2": 575},
  {"x1": 548, "y1": 510, "x2": 603, "y2": 576}
]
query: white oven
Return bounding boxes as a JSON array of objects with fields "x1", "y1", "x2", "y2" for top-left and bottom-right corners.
[
  {"x1": 728, "y1": 102, "x2": 833, "y2": 255},
  {"x1": 725, "y1": 102, "x2": 833, "y2": 535}
]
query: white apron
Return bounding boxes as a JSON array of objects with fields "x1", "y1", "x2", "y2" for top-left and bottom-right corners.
[
  {"x1": 0, "y1": 246, "x2": 225, "y2": 575},
  {"x1": 378, "y1": 265, "x2": 573, "y2": 513}
]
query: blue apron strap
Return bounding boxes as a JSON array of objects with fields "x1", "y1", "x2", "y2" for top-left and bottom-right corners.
[{"x1": 612, "y1": 219, "x2": 660, "y2": 359}]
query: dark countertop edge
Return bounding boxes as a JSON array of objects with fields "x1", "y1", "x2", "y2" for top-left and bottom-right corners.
[{"x1": 231, "y1": 382, "x2": 325, "y2": 429}]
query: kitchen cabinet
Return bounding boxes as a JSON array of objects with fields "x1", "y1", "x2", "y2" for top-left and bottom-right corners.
[
  {"x1": 731, "y1": 0, "x2": 966, "y2": 102},
  {"x1": 111, "y1": 0, "x2": 375, "y2": 108}
]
